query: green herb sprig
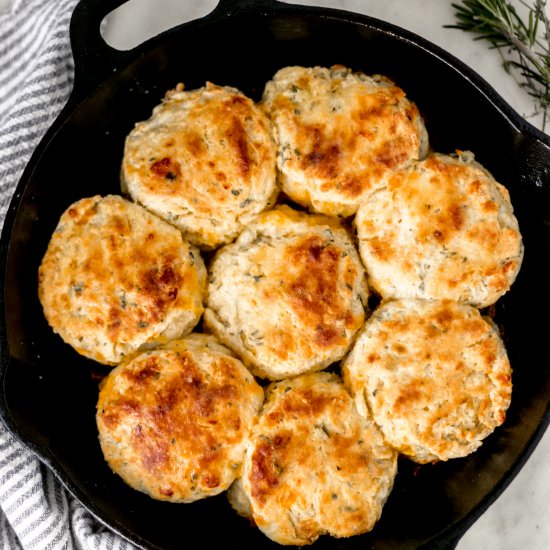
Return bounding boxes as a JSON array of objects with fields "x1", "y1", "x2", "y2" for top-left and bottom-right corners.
[{"x1": 449, "y1": 0, "x2": 550, "y2": 130}]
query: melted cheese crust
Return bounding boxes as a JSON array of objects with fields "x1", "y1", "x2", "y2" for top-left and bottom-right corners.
[
  {"x1": 342, "y1": 299, "x2": 512, "y2": 463},
  {"x1": 204, "y1": 205, "x2": 368, "y2": 380},
  {"x1": 97, "y1": 334, "x2": 264, "y2": 502},
  {"x1": 262, "y1": 65, "x2": 428, "y2": 216},
  {"x1": 355, "y1": 152, "x2": 524, "y2": 307},
  {"x1": 122, "y1": 82, "x2": 278, "y2": 249},
  {"x1": 229, "y1": 372, "x2": 397, "y2": 545},
  {"x1": 38, "y1": 195, "x2": 206, "y2": 364}
]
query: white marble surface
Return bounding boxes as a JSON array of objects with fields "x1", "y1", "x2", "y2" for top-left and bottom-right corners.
[
  {"x1": 1, "y1": 0, "x2": 548, "y2": 548},
  {"x1": 102, "y1": 2, "x2": 550, "y2": 549}
]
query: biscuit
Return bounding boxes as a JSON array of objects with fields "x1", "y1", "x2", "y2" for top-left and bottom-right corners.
[
  {"x1": 354, "y1": 151, "x2": 523, "y2": 307},
  {"x1": 122, "y1": 82, "x2": 278, "y2": 249},
  {"x1": 262, "y1": 64, "x2": 428, "y2": 216},
  {"x1": 97, "y1": 334, "x2": 264, "y2": 502},
  {"x1": 227, "y1": 371, "x2": 397, "y2": 546},
  {"x1": 342, "y1": 299, "x2": 512, "y2": 463},
  {"x1": 204, "y1": 205, "x2": 368, "y2": 380},
  {"x1": 38, "y1": 195, "x2": 206, "y2": 365}
]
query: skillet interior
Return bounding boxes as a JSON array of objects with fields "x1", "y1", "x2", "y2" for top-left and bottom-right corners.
[{"x1": 1, "y1": 1, "x2": 550, "y2": 548}]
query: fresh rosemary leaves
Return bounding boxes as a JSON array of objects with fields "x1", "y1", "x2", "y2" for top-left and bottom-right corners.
[{"x1": 450, "y1": 0, "x2": 550, "y2": 130}]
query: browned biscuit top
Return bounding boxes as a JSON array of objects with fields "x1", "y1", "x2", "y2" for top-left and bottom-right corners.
[
  {"x1": 97, "y1": 334, "x2": 264, "y2": 502},
  {"x1": 122, "y1": 82, "x2": 278, "y2": 248},
  {"x1": 204, "y1": 205, "x2": 368, "y2": 380},
  {"x1": 342, "y1": 299, "x2": 512, "y2": 463},
  {"x1": 231, "y1": 371, "x2": 397, "y2": 545},
  {"x1": 262, "y1": 65, "x2": 428, "y2": 216},
  {"x1": 38, "y1": 195, "x2": 206, "y2": 364},
  {"x1": 355, "y1": 152, "x2": 523, "y2": 307}
]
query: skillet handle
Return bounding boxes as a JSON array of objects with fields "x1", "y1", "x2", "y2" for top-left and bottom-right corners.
[
  {"x1": 512, "y1": 125, "x2": 550, "y2": 195},
  {"x1": 69, "y1": 0, "x2": 131, "y2": 98},
  {"x1": 69, "y1": 0, "x2": 281, "y2": 99}
]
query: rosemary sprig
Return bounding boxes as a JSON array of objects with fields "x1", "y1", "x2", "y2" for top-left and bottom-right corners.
[{"x1": 448, "y1": 0, "x2": 550, "y2": 130}]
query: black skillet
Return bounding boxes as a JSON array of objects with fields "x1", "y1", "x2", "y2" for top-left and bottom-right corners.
[{"x1": 1, "y1": 0, "x2": 550, "y2": 548}]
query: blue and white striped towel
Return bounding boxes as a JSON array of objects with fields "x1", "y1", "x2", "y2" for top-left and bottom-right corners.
[{"x1": 0, "y1": 1, "x2": 134, "y2": 548}]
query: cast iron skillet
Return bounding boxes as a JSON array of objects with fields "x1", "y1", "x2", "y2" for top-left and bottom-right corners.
[{"x1": 1, "y1": 0, "x2": 550, "y2": 548}]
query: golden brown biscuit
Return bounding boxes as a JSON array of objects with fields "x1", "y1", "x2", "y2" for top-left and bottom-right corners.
[
  {"x1": 38, "y1": 195, "x2": 206, "y2": 365},
  {"x1": 227, "y1": 371, "x2": 397, "y2": 546},
  {"x1": 204, "y1": 205, "x2": 368, "y2": 380},
  {"x1": 122, "y1": 82, "x2": 278, "y2": 249},
  {"x1": 342, "y1": 299, "x2": 512, "y2": 463},
  {"x1": 262, "y1": 65, "x2": 428, "y2": 216},
  {"x1": 354, "y1": 151, "x2": 523, "y2": 307},
  {"x1": 97, "y1": 334, "x2": 264, "y2": 502}
]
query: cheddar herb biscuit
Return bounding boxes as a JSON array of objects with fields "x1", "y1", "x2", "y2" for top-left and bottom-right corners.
[
  {"x1": 122, "y1": 82, "x2": 278, "y2": 249},
  {"x1": 354, "y1": 151, "x2": 523, "y2": 307},
  {"x1": 97, "y1": 334, "x2": 264, "y2": 502},
  {"x1": 204, "y1": 205, "x2": 368, "y2": 380},
  {"x1": 38, "y1": 195, "x2": 206, "y2": 365},
  {"x1": 262, "y1": 65, "x2": 428, "y2": 216},
  {"x1": 342, "y1": 299, "x2": 512, "y2": 463},
  {"x1": 228, "y1": 372, "x2": 397, "y2": 545}
]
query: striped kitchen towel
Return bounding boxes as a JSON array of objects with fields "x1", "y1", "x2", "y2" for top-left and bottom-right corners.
[{"x1": 0, "y1": 1, "x2": 135, "y2": 548}]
